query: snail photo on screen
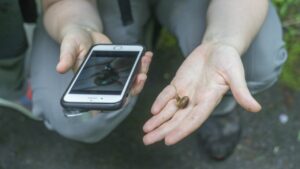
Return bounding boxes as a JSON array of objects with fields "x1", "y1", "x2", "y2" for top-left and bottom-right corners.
[{"x1": 71, "y1": 52, "x2": 135, "y2": 95}]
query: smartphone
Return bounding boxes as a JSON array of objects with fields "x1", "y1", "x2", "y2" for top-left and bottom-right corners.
[{"x1": 61, "y1": 44, "x2": 144, "y2": 114}]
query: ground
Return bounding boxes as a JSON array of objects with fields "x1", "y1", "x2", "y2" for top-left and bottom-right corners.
[{"x1": 0, "y1": 44, "x2": 299, "y2": 169}]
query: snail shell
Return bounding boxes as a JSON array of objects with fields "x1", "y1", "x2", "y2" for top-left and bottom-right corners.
[{"x1": 176, "y1": 96, "x2": 189, "y2": 109}]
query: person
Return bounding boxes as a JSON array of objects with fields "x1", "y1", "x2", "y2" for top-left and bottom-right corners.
[
  {"x1": 41, "y1": 0, "x2": 287, "y2": 160},
  {"x1": 0, "y1": 0, "x2": 287, "y2": 160}
]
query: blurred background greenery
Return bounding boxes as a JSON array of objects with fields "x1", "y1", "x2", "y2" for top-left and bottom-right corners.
[
  {"x1": 157, "y1": 0, "x2": 300, "y2": 91},
  {"x1": 273, "y1": 0, "x2": 300, "y2": 90}
]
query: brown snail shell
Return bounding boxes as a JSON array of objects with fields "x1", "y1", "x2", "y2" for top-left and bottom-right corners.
[{"x1": 176, "y1": 96, "x2": 189, "y2": 109}]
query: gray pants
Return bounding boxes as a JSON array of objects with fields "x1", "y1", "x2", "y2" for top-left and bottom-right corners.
[{"x1": 27, "y1": 0, "x2": 287, "y2": 142}]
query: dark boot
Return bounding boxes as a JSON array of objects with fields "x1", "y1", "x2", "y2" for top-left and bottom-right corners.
[{"x1": 197, "y1": 108, "x2": 241, "y2": 160}]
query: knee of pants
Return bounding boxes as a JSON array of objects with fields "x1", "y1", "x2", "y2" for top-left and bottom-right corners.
[
  {"x1": 32, "y1": 91, "x2": 136, "y2": 143},
  {"x1": 52, "y1": 98, "x2": 136, "y2": 143},
  {"x1": 243, "y1": 40, "x2": 288, "y2": 94},
  {"x1": 52, "y1": 120, "x2": 113, "y2": 144},
  {"x1": 39, "y1": 108, "x2": 115, "y2": 143},
  {"x1": 31, "y1": 94, "x2": 115, "y2": 143},
  {"x1": 50, "y1": 125, "x2": 102, "y2": 143}
]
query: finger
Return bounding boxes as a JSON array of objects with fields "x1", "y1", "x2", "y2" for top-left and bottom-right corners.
[
  {"x1": 164, "y1": 94, "x2": 218, "y2": 145},
  {"x1": 56, "y1": 38, "x2": 78, "y2": 73},
  {"x1": 143, "y1": 107, "x2": 192, "y2": 145},
  {"x1": 130, "y1": 73, "x2": 147, "y2": 96},
  {"x1": 130, "y1": 52, "x2": 153, "y2": 96},
  {"x1": 71, "y1": 33, "x2": 111, "y2": 72},
  {"x1": 151, "y1": 85, "x2": 177, "y2": 115},
  {"x1": 143, "y1": 99, "x2": 178, "y2": 133},
  {"x1": 140, "y1": 51, "x2": 153, "y2": 74},
  {"x1": 73, "y1": 43, "x2": 92, "y2": 71},
  {"x1": 226, "y1": 63, "x2": 262, "y2": 112}
]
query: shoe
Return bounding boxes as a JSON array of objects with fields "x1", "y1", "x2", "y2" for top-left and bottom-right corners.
[
  {"x1": 0, "y1": 83, "x2": 40, "y2": 120},
  {"x1": 197, "y1": 108, "x2": 241, "y2": 160}
]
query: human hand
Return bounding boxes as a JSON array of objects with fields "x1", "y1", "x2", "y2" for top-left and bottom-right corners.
[
  {"x1": 56, "y1": 26, "x2": 111, "y2": 73},
  {"x1": 57, "y1": 25, "x2": 153, "y2": 95},
  {"x1": 143, "y1": 43, "x2": 261, "y2": 145}
]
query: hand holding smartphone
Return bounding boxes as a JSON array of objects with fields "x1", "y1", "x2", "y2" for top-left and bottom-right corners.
[{"x1": 61, "y1": 44, "x2": 144, "y2": 116}]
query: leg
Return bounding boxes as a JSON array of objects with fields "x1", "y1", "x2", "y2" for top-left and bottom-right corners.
[
  {"x1": 0, "y1": 55, "x2": 25, "y2": 100},
  {"x1": 29, "y1": 21, "x2": 138, "y2": 143},
  {"x1": 0, "y1": 1, "x2": 28, "y2": 100}
]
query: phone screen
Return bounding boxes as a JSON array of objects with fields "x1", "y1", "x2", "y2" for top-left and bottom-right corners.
[{"x1": 70, "y1": 51, "x2": 139, "y2": 95}]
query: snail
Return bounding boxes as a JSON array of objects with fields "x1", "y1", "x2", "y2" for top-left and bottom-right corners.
[
  {"x1": 171, "y1": 84, "x2": 190, "y2": 109},
  {"x1": 175, "y1": 95, "x2": 189, "y2": 109}
]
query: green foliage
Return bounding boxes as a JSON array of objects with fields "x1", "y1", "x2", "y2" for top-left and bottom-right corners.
[
  {"x1": 273, "y1": 0, "x2": 300, "y2": 90},
  {"x1": 273, "y1": 0, "x2": 297, "y2": 17},
  {"x1": 280, "y1": 43, "x2": 300, "y2": 90}
]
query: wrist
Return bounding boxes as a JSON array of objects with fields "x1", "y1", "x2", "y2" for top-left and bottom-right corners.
[
  {"x1": 202, "y1": 32, "x2": 248, "y2": 55},
  {"x1": 192, "y1": 41, "x2": 241, "y2": 64},
  {"x1": 59, "y1": 24, "x2": 101, "y2": 42},
  {"x1": 201, "y1": 39, "x2": 243, "y2": 56}
]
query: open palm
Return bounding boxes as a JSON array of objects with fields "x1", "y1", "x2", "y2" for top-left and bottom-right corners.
[{"x1": 143, "y1": 43, "x2": 261, "y2": 145}]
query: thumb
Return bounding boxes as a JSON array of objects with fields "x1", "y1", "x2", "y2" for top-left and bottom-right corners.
[
  {"x1": 56, "y1": 37, "x2": 78, "y2": 74},
  {"x1": 226, "y1": 61, "x2": 262, "y2": 112}
]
